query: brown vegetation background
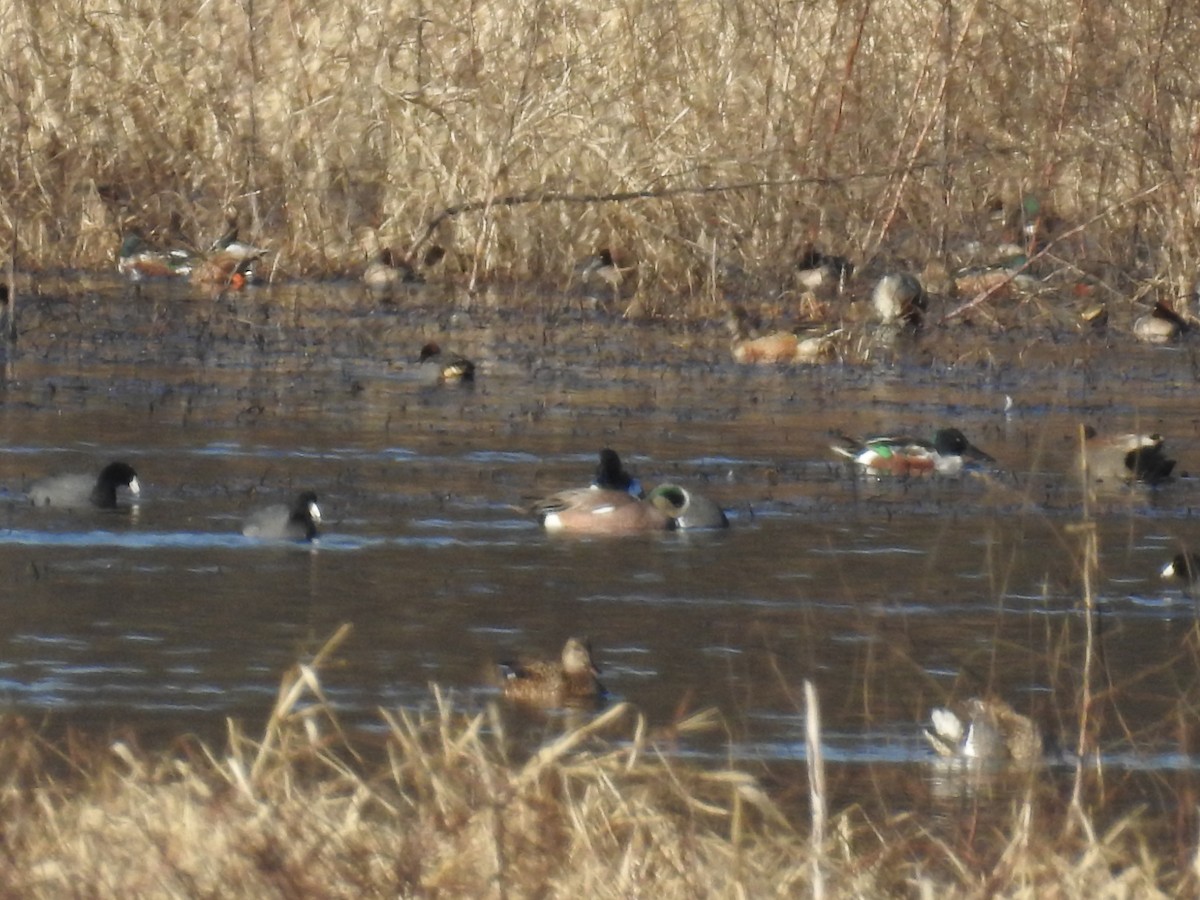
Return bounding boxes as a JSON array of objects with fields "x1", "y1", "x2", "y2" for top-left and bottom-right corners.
[{"x1": 3, "y1": 0, "x2": 1200, "y2": 291}]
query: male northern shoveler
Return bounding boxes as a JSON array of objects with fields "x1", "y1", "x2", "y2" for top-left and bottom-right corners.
[
  {"x1": 117, "y1": 234, "x2": 194, "y2": 281},
  {"x1": 530, "y1": 483, "x2": 689, "y2": 535},
  {"x1": 242, "y1": 491, "x2": 321, "y2": 542},
  {"x1": 1082, "y1": 427, "x2": 1176, "y2": 484},
  {"x1": 190, "y1": 230, "x2": 269, "y2": 288},
  {"x1": 29, "y1": 461, "x2": 141, "y2": 509},
  {"x1": 872, "y1": 273, "x2": 926, "y2": 326},
  {"x1": 592, "y1": 448, "x2": 643, "y2": 497},
  {"x1": 499, "y1": 637, "x2": 605, "y2": 708},
  {"x1": 417, "y1": 342, "x2": 474, "y2": 383},
  {"x1": 727, "y1": 305, "x2": 837, "y2": 365},
  {"x1": 832, "y1": 428, "x2": 994, "y2": 476},
  {"x1": 924, "y1": 697, "x2": 1042, "y2": 766},
  {"x1": 363, "y1": 248, "x2": 422, "y2": 291},
  {"x1": 1162, "y1": 552, "x2": 1200, "y2": 584}
]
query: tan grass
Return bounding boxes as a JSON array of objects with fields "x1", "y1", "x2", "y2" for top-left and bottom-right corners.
[
  {"x1": 0, "y1": 625, "x2": 1186, "y2": 897},
  {"x1": 2, "y1": 0, "x2": 1198, "y2": 305}
]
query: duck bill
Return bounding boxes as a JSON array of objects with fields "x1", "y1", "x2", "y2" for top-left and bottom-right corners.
[{"x1": 964, "y1": 443, "x2": 994, "y2": 463}]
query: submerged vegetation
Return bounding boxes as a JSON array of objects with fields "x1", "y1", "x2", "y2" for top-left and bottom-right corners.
[{"x1": 2, "y1": 0, "x2": 1200, "y2": 309}]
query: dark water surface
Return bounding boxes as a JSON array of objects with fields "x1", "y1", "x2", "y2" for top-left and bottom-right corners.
[{"x1": 3, "y1": 274, "x2": 1200, "y2": 822}]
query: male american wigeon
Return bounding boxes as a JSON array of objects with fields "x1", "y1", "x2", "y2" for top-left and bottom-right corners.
[
  {"x1": 499, "y1": 637, "x2": 605, "y2": 708},
  {"x1": 727, "y1": 305, "x2": 837, "y2": 365},
  {"x1": 1162, "y1": 552, "x2": 1200, "y2": 584},
  {"x1": 1082, "y1": 427, "x2": 1175, "y2": 484},
  {"x1": 924, "y1": 697, "x2": 1042, "y2": 766},
  {"x1": 832, "y1": 428, "x2": 994, "y2": 476},
  {"x1": 417, "y1": 342, "x2": 475, "y2": 383},
  {"x1": 530, "y1": 483, "x2": 689, "y2": 535}
]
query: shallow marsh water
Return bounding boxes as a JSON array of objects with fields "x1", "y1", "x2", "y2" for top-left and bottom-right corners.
[{"x1": 2, "y1": 274, "x2": 1200, "y2": 829}]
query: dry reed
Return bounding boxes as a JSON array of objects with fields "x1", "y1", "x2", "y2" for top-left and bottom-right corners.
[{"x1": 1, "y1": 0, "x2": 1198, "y2": 309}]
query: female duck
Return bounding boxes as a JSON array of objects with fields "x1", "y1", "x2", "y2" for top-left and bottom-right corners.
[{"x1": 499, "y1": 637, "x2": 605, "y2": 708}]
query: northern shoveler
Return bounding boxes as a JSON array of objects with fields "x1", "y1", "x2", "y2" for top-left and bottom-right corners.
[
  {"x1": 117, "y1": 234, "x2": 194, "y2": 281},
  {"x1": 1162, "y1": 552, "x2": 1200, "y2": 584},
  {"x1": 530, "y1": 483, "x2": 689, "y2": 535},
  {"x1": 592, "y1": 448, "x2": 643, "y2": 497},
  {"x1": 363, "y1": 248, "x2": 422, "y2": 291},
  {"x1": 417, "y1": 342, "x2": 475, "y2": 383},
  {"x1": 872, "y1": 273, "x2": 926, "y2": 325},
  {"x1": 191, "y1": 230, "x2": 269, "y2": 288},
  {"x1": 499, "y1": 637, "x2": 605, "y2": 708},
  {"x1": 1082, "y1": 427, "x2": 1175, "y2": 484},
  {"x1": 243, "y1": 491, "x2": 321, "y2": 541},
  {"x1": 796, "y1": 245, "x2": 854, "y2": 293},
  {"x1": 29, "y1": 461, "x2": 141, "y2": 509},
  {"x1": 727, "y1": 305, "x2": 837, "y2": 365},
  {"x1": 924, "y1": 697, "x2": 1042, "y2": 766},
  {"x1": 832, "y1": 428, "x2": 994, "y2": 476}
]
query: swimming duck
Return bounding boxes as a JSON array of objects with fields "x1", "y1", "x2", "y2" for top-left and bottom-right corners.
[
  {"x1": 29, "y1": 461, "x2": 141, "y2": 509},
  {"x1": 417, "y1": 342, "x2": 475, "y2": 383},
  {"x1": 190, "y1": 230, "x2": 269, "y2": 288},
  {"x1": 727, "y1": 305, "x2": 837, "y2": 365},
  {"x1": 1162, "y1": 552, "x2": 1200, "y2": 584},
  {"x1": 795, "y1": 245, "x2": 854, "y2": 293},
  {"x1": 592, "y1": 448, "x2": 643, "y2": 497},
  {"x1": 670, "y1": 486, "x2": 729, "y2": 530},
  {"x1": 117, "y1": 234, "x2": 194, "y2": 281},
  {"x1": 242, "y1": 491, "x2": 321, "y2": 541},
  {"x1": 924, "y1": 697, "x2": 1042, "y2": 766},
  {"x1": 1082, "y1": 427, "x2": 1175, "y2": 484},
  {"x1": 363, "y1": 248, "x2": 422, "y2": 291},
  {"x1": 1133, "y1": 301, "x2": 1187, "y2": 344},
  {"x1": 530, "y1": 483, "x2": 689, "y2": 535},
  {"x1": 872, "y1": 273, "x2": 926, "y2": 325},
  {"x1": 831, "y1": 428, "x2": 994, "y2": 476},
  {"x1": 499, "y1": 637, "x2": 605, "y2": 708}
]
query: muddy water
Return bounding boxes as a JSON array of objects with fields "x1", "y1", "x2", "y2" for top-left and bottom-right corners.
[{"x1": 2, "y1": 274, "x2": 1200, "y2": 815}]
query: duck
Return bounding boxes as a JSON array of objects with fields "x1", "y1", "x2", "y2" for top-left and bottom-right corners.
[
  {"x1": 499, "y1": 637, "x2": 605, "y2": 708},
  {"x1": 727, "y1": 305, "x2": 837, "y2": 365},
  {"x1": 417, "y1": 342, "x2": 475, "y2": 383},
  {"x1": 1162, "y1": 552, "x2": 1200, "y2": 584},
  {"x1": 363, "y1": 248, "x2": 422, "y2": 291},
  {"x1": 592, "y1": 448, "x2": 643, "y2": 497},
  {"x1": 1133, "y1": 301, "x2": 1187, "y2": 344},
  {"x1": 242, "y1": 491, "x2": 321, "y2": 541},
  {"x1": 117, "y1": 234, "x2": 194, "y2": 281},
  {"x1": 530, "y1": 483, "x2": 689, "y2": 536},
  {"x1": 670, "y1": 486, "x2": 729, "y2": 530},
  {"x1": 190, "y1": 229, "x2": 269, "y2": 288},
  {"x1": 924, "y1": 697, "x2": 1042, "y2": 766},
  {"x1": 1082, "y1": 427, "x2": 1176, "y2": 484},
  {"x1": 575, "y1": 249, "x2": 632, "y2": 289},
  {"x1": 29, "y1": 461, "x2": 141, "y2": 509},
  {"x1": 795, "y1": 245, "x2": 854, "y2": 293},
  {"x1": 872, "y1": 273, "x2": 926, "y2": 325},
  {"x1": 831, "y1": 428, "x2": 994, "y2": 476}
]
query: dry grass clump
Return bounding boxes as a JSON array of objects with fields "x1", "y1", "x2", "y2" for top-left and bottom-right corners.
[
  {"x1": 2, "y1": 0, "x2": 1200, "y2": 305},
  {"x1": 0, "y1": 626, "x2": 1187, "y2": 898}
]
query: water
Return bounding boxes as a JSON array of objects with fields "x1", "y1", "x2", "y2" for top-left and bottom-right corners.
[{"x1": 2, "y1": 274, "x2": 1200, "y2": 815}]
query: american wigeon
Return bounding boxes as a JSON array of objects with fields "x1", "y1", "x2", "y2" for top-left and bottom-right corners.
[
  {"x1": 832, "y1": 428, "x2": 994, "y2": 476},
  {"x1": 243, "y1": 491, "x2": 321, "y2": 541},
  {"x1": 499, "y1": 637, "x2": 605, "y2": 708},
  {"x1": 29, "y1": 461, "x2": 141, "y2": 509},
  {"x1": 530, "y1": 483, "x2": 688, "y2": 535},
  {"x1": 592, "y1": 448, "x2": 643, "y2": 497},
  {"x1": 872, "y1": 273, "x2": 926, "y2": 325},
  {"x1": 727, "y1": 305, "x2": 837, "y2": 365},
  {"x1": 924, "y1": 697, "x2": 1042, "y2": 766},
  {"x1": 1133, "y1": 301, "x2": 1187, "y2": 344},
  {"x1": 417, "y1": 343, "x2": 474, "y2": 383},
  {"x1": 1082, "y1": 427, "x2": 1175, "y2": 484}
]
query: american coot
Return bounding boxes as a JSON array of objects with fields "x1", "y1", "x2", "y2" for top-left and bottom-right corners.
[
  {"x1": 499, "y1": 638, "x2": 605, "y2": 708},
  {"x1": 29, "y1": 461, "x2": 141, "y2": 509},
  {"x1": 242, "y1": 491, "x2": 321, "y2": 541},
  {"x1": 417, "y1": 342, "x2": 474, "y2": 383}
]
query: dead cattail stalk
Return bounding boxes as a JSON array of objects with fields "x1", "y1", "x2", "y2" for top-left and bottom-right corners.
[{"x1": 805, "y1": 679, "x2": 827, "y2": 900}]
